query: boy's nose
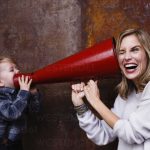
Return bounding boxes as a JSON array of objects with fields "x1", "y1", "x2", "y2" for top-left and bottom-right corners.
[{"x1": 15, "y1": 69, "x2": 20, "y2": 74}]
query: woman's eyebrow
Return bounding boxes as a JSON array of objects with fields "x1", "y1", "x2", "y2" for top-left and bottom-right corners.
[{"x1": 131, "y1": 45, "x2": 142, "y2": 49}]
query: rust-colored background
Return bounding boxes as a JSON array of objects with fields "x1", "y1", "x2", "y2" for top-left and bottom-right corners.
[{"x1": 0, "y1": 0, "x2": 149, "y2": 150}]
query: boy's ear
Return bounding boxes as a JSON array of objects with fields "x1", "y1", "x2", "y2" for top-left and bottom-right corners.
[{"x1": 0, "y1": 80, "x2": 5, "y2": 87}]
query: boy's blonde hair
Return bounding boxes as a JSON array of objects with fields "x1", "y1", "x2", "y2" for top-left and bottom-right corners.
[
  {"x1": 0, "y1": 56, "x2": 18, "y2": 75},
  {"x1": 0, "y1": 56, "x2": 17, "y2": 65},
  {"x1": 116, "y1": 28, "x2": 150, "y2": 99}
]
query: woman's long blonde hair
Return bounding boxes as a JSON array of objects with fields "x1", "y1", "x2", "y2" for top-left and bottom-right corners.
[{"x1": 116, "y1": 29, "x2": 150, "y2": 99}]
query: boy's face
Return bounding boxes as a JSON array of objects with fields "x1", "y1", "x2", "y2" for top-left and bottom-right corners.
[{"x1": 0, "y1": 62, "x2": 19, "y2": 88}]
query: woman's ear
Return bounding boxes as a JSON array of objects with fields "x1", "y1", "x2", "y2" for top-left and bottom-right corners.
[{"x1": 0, "y1": 80, "x2": 5, "y2": 87}]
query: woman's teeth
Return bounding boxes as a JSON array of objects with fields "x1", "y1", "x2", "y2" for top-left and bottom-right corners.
[{"x1": 124, "y1": 64, "x2": 138, "y2": 69}]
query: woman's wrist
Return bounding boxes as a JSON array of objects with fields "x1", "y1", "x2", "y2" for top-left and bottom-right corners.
[
  {"x1": 72, "y1": 98, "x2": 84, "y2": 107},
  {"x1": 88, "y1": 97, "x2": 101, "y2": 111},
  {"x1": 74, "y1": 103, "x2": 88, "y2": 115}
]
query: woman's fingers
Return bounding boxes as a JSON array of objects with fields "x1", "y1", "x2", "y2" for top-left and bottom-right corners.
[{"x1": 72, "y1": 82, "x2": 85, "y2": 92}]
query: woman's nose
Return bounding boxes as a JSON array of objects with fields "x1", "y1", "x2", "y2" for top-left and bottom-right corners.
[{"x1": 124, "y1": 52, "x2": 132, "y2": 60}]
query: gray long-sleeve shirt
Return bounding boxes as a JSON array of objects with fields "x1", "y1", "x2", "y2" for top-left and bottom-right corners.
[{"x1": 77, "y1": 81, "x2": 150, "y2": 150}]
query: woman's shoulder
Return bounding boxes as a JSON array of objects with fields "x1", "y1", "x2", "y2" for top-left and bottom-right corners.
[
  {"x1": 145, "y1": 81, "x2": 150, "y2": 88},
  {"x1": 114, "y1": 95, "x2": 126, "y2": 108},
  {"x1": 115, "y1": 94, "x2": 126, "y2": 103},
  {"x1": 140, "y1": 81, "x2": 150, "y2": 102},
  {"x1": 143, "y1": 81, "x2": 150, "y2": 93},
  {"x1": 111, "y1": 95, "x2": 126, "y2": 117}
]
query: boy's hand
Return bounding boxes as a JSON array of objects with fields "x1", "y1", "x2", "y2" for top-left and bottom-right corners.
[{"x1": 18, "y1": 75, "x2": 32, "y2": 91}]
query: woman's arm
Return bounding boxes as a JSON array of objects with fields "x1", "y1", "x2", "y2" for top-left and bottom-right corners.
[
  {"x1": 84, "y1": 80, "x2": 119, "y2": 128},
  {"x1": 71, "y1": 81, "x2": 118, "y2": 145},
  {"x1": 84, "y1": 80, "x2": 150, "y2": 144}
]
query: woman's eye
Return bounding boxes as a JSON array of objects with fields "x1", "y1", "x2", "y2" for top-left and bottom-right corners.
[
  {"x1": 131, "y1": 47, "x2": 140, "y2": 52},
  {"x1": 118, "y1": 50, "x2": 125, "y2": 54}
]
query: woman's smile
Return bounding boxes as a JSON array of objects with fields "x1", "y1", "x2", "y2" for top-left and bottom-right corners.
[{"x1": 118, "y1": 34, "x2": 148, "y2": 83}]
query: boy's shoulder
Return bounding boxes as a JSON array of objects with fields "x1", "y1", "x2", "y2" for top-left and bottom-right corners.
[
  {"x1": 0, "y1": 87, "x2": 16, "y2": 98},
  {"x1": 0, "y1": 87, "x2": 15, "y2": 94}
]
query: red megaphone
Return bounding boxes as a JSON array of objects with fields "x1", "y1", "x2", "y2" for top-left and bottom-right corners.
[{"x1": 13, "y1": 38, "x2": 120, "y2": 88}]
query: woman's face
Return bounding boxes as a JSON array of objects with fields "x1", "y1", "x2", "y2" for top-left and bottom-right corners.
[{"x1": 117, "y1": 34, "x2": 148, "y2": 83}]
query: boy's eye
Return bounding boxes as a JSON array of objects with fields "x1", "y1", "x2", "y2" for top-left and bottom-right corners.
[{"x1": 10, "y1": 68, "x2": 14, "y2": 72}]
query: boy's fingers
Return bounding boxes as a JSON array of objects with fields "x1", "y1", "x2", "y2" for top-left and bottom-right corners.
[
  {"x1": 18, "y1": 77, "x2": 21, "y2": 84},
  {"x1": 28, "y1": 79, "x2": 32, "y2": 86},
  {"x1": 25, "y1": 76, "x2": 29, "y2": 83},
  {"x1": 21, "y1": 75, "x2": 24, "y2": 81}
]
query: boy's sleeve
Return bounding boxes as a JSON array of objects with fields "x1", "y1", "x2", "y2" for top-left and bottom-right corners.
[
  {"x1": 28, "y1": 90, "x2": 42, "y2": 113},
  {"x1": 0, "y1": 90, "x2": 30, "y2": 121}
]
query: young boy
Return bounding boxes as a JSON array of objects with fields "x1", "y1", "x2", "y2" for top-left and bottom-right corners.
[{"x1": 0, "y1": 56, "x2": 41, "y2": 150}]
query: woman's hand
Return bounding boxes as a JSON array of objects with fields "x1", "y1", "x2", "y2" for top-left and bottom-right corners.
[
  {"x1": 84, "y1": 80, "x2": 100, "y2": 107},
  {"x1": 71, "y1": 82, "x2": 85, "y2": 106},
  {"x1": 18, "y1": 75, "x2": 32, "y2": 91}
]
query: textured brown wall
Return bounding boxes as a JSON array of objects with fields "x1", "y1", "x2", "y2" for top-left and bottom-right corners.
[
  {"x1": 81, "y1": 0, "x2": 149, "y2": 47},
  {"x1": 0, "y1": 0, "x2": 149, "y2": 150}
]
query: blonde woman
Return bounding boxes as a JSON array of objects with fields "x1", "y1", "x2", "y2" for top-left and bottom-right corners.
[{"x1": 71, "y1": 29, "x2": 150, "y2": 150}]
